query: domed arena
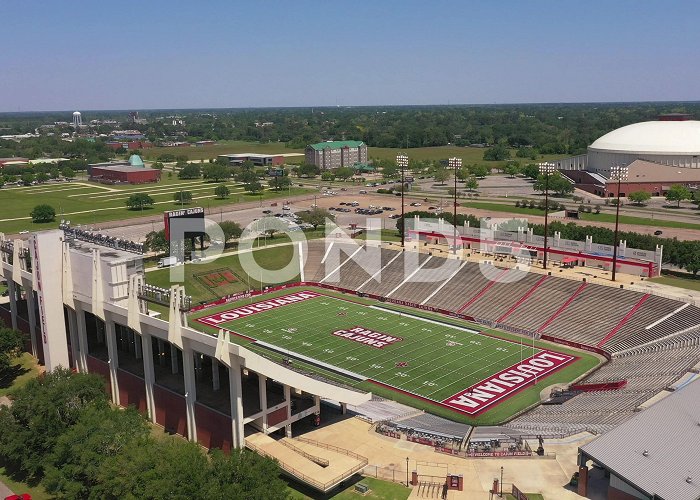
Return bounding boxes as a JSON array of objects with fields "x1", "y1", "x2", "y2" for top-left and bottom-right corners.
[
  {"x1": 587, "y1": 119, "x2": 700, "y2": 175},
  {"x1": 558, "y1": 115, "x2": 700, "y2": 197}
]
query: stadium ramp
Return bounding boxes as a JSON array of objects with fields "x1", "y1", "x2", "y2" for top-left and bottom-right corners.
[{"x1": 245, "y1": 433, "x2": 367, "y2": 493}]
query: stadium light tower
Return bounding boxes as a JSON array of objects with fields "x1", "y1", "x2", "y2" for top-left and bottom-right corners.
[
  {"x1": 538, "y1": 162, "x2": 556, "y2": 269},
  {"x1": 610, "y1": 165, "x2": 629, "y2": 282},
  {"x1": 448, "y1": 157, "x2": 462, "y2": 254},
  {"x1": 396, "y1": 153, "x2": 409, "y2": 247}
]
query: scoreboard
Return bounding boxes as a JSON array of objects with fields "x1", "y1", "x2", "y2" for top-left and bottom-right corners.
[{"x1": 163, "y1": 207, "x2": 205, "y2": 240}]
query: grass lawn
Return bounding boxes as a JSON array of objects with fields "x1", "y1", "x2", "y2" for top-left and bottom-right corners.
[
  {"x1": 650, "y1": 275, "x2": 700, "y2": 292},
  {"x1": 0, "y1": 352, "x2": 41, "y2": 397},
  {"x1": 187, "y1": 286, "x2": 599, "y2": 425},
  {"x1": 0, "y1": 175, "x2": 312, "y2": 234},
  {"x1": 142, "y1": 141, "x2": 565, "y2": 172},
  {"x1": 461, "y1": 201, "x2": 700, "y2": 230},
  {"x1": 288, "y1": 476, "x2": 411, "y2": 500},
  {"x1": 141, "y1": 140, "x2": 307, "y2": 163},
  {"x1": 369, "y1": 146, "x2": 565, "y2": 169},
  {"x1": 506, "y1": 494, "x2": 544, "y2": 500},
  {"x1": 147, "y1": 243, "x2": 301, "y2": 303},
  {"x1": 0, "y1": 463, "x2": 51, "y2": 500}
]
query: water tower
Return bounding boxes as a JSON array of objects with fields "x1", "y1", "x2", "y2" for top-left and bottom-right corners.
[{"x1": 72, "y1": 111, "x2": 82, "y2": 129}]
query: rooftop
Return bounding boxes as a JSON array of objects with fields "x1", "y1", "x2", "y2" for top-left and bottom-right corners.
[
  {"x1": 92, "y1": 165, "x2": 158, "y2": 173},
  {"x1": 607, "y1": 159, "x2": 700, "y2": 184},
  {"x1": 308, "y1": 140, "x2": 365, "y2": 151},
  {"x1": 580, "y1": 378, "x2": 700, "y2": 500},
  {"x1": 589, "y1": 120, "x2": 700, "y2": 155}
]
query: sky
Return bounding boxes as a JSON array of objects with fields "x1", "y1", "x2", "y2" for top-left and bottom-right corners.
[{"x1": 2, "y1": 0, "x2": 700, "y2": 111}]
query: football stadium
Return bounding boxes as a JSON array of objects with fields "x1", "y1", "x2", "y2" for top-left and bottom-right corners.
[{"x1": 2, "y1": 224, "x2": 700, "y2": 497}]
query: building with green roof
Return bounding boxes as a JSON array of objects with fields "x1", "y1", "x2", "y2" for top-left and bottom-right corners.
[
  {"x1": 128, "y1": 154, "x2": 144, "y2": 168},
  {"x1": 305, "y1": 140, "x2": 367, "y2": 170}
]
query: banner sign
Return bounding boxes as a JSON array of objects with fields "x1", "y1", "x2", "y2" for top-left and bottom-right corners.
[{"x1": 441, "y1": 351, "x2": 576, "y2": 415}]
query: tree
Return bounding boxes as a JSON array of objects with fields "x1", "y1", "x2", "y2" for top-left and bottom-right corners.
[
  {"x1": 628, "y1": 191, "x2": 651, "y2": 206},
  {"x1": 483, "y1": 143, "x2": 511, "y2": 161},
  {"x1": 504, "y1": 162, "x2": 520, "y2": 178},
  {"x1": 268, "y1": 175, "x2": 292, "y2": 191},
  {"x1": 214, "y1": 184, "x2": 230, "y2": 199},
  {"x1": 468, "y1": 164, "x2": 490, "y2": 178},
  {"x1": 43, "y1": 406, "x2": 150, "y2": 499},
  {"x1": 49, "y1": 168, "x2": 60, "y2": 179},
  {"x1": 30, "y1": 204, "x2": 56, "y2": 223},
  {"x1": 243, "y1": 180, "x2": 263, "y2": 194},
  {"x1": 151, "y1": 161, "x2": 165, "y2": 171},
  {"x1": 173, "y1": 191, "x2": 193, "y2": 204},
  {"x1": 125, "y1": 193, "x2": 154, "y2": 210},
  {"x1": 178, "y1": 164, "x2": 201, "y2": 179},
  {"x1": 21, "y1": 172, "x2": 35, "y2": 186},
  {"x1": 335, "y1": 166, "x2": 354, "y2": 180},
  {"x1": 666, "y1": 184, "x2": 692, "y2": 207},
  {"x1": 533, "y1": 172, "x2": 573, "y2": 196},
  {"x1": 219, "y1": 221, "x2": 242, "y2": 242},
  {"x1": 203, "y1": 164, "x2": 230, "y2": 182},
  {"x1": 432, "y1": 167, "x2": 449, "y2": 185},
  {"x1": 144, "y1": 230, "x2": 169, "y2": 253},
  {"x1": 297, "y1": 163, "x2": 319, "y2": 178},
  {"x1": 62, "y1": 167, "x2": 75, "y2": 179},
  {"x1": 516, "y1": 146, "x2": 538, "y2": 160},
  {"x1": 36, "y1": 172, "x2": 50, "y2": 183},
  {"x1": 521, "y1": 163, "x2": 539, "y2": 179},
  {"x1": 0, "y1": 368, "x2": 108, "y2": 480},
  {"x1": 465, "y1": 176, "x2": 479, "y2": 191},
  {"x1": 321, "y1": 171, "x2": 335, "y2": 182},
  {"x1": 381, "y1": 163, "x2": 399, "y2": 180},
  {"x1": 298, "y1": 207, "x2": 334, "y2": 230},
  {"x1": 0, "y1": 324, "x2": 24, "y2": 379}
]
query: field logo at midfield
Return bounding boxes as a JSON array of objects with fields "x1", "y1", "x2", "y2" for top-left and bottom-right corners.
[
  {"x1": 441, "y1": 351, "x2": 576, "y2": 415},
  {"x1": 195, "y1": 291, "x2": 320, "y2": 326},
  {"x1": 332, "y1": 326, "x2": 403, "y2": 349}
]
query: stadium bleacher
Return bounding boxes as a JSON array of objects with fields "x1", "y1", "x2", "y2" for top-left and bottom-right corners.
[{"x1": 298, "y1": 241, "x2": 700, "y2": 438}]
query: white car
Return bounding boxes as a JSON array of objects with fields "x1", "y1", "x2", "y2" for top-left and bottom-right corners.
[{"x1": 19, "y1": 230, "x2": 29, "y2": 234}]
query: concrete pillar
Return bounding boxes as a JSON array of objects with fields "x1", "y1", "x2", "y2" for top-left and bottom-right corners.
[
  {"x1": 194, "y1": 352, "x2": 202, "y2": 381},
  {"x1": 341, "y1": 402, "x2": 347, "y2": 414},
  {"x1": 258, "y1": 374, "x2": 268, "y2": 433},
  {"x1": 211, "y1": 358, "x2": 220, "y2": 391},
  {"x1": 75, "y1": 304, "x2": 89, "y2": 372},
  {"x1": 228, "y1": 355, "x2": 244, "y2": 448},
  {"x1": 134, "y1": 331, "x2": 142, "y2": 360},
  {"x1": 66, "y1": 308, "x2": 79, "y2": 371},
  {"x1": 170, "y1": 344, "x2": 179, "y2": 374},
  {"x1": 25, "y1": 289, "x2": 38, "y2": 358},
  {"x1": 7, "y1": 279, "x2": 18, "y2": 331},
  {"x1": 141, "y1": 332, "x2": 156, "y2": 423},
  {"x1": 284, "y1": 384, "x2": 292, "y2": 438},
  {"x1": 182, "y1": 344, "x2": 198, "y2": 443},
  {"x1": 104, "y1": 320, "x2": 120, "y2": 406},
  {"x1": 578, "y1": 465, "x2": 589, "y2": 497}
]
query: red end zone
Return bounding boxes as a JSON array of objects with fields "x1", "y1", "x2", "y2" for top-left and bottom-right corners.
[
  {"x1": 194, "y1": 290, "x2": 321, "y2": 327},
  {"x1": 440, "y1": 350, "x2": 576, "y2": 415}
]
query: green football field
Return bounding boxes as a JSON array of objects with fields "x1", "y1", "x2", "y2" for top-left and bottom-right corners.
[{"x1": 190, "y1": 286, "x2": 599, "y2": 424}]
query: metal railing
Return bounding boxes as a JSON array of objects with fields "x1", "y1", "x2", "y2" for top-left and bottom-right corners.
[{"x1": 279, "y1": 439, "x2": 329, "y2": 467}]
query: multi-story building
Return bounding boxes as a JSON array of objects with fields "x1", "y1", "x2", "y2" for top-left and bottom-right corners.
[{"x1": 305, "y1": 140, "x2": 368, "y2": 169}]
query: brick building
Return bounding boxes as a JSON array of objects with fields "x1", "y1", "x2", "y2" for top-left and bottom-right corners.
[
  {"x1": 90, "y1": 166, "x2": 160, "y2": 184},
  {"x1": 305, "y1": 140, "x2": 367, "y2": 170}
]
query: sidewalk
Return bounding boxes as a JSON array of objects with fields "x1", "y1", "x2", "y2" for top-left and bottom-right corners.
[{"x1": 0, "y1": 480, "x2": 14, "y2": 498}]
